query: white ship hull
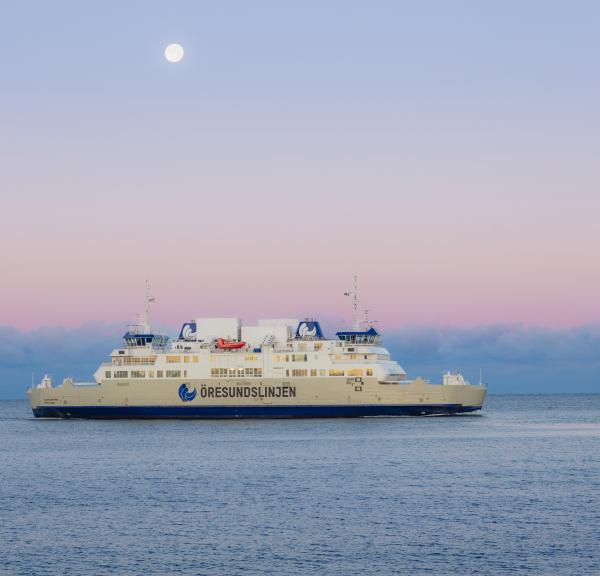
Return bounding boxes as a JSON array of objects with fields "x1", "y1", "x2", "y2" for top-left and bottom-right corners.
[{"x1": 28, "y1": 376, "x2": 486, "y2": 418}]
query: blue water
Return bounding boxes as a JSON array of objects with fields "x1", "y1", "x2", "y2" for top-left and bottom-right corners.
[{"x1": 1, "y1": 395, "x2": 599, "y2": 576}]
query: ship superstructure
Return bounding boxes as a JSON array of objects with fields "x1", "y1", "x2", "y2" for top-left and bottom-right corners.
[{"x1": 105, "y1": 317, "x2": 407, "y2": 385}]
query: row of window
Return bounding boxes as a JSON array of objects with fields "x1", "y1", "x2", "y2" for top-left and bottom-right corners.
[
  {"x1": 107, "y1": 367, "x2": 373, "y2": 379},
  {"x1": 272, "y1": 354, "x2": 309, "y2": 362},
  {"x1": 331, "y1": 353, "x2": 382, "y2": 361},
  {"x1": 210, "y1": 368, "x2": 263, "y2": 378},
  {"x1": 273, "y1": 352, "x2": 380, "y2": 363},
  {"x1": 166, "y1": 355, "x2": 199, "y2": 364},
  {"x1": 107, "y1": 370, "x2": 188, "y2": 379},
  {"x1": 159, "y1": 351, "x2": 379, "y2": 365},
  {"x1": 295, "y1": 343, "x2": 323, "y2": 351},
  {"x1": 112, "y1": 356, "x2": 157, "y2": 365},
  {"x1": 284, "y1": 368, "x2": 373, "y2": 377}
]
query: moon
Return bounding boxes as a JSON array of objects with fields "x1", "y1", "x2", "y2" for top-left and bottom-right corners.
[{"x1": 164, "y1": 43, "x2": 184, "y2": 63}]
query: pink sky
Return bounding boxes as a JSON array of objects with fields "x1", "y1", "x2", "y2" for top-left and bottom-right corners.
[
  {"x1": 2, "y1": 2, "x2": 599, "y2": 331},
  {"x1": 2, "y1": 138, "x2": 598, "y2": 331}
]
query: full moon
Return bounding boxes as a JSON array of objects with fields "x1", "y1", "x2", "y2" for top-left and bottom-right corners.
[{"x1": 164, "y1": 43, "x2": 184, "y2": 63}]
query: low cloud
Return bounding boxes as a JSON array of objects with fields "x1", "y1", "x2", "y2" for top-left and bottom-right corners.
[
  {"x1": 385, "y1": 324, "x2": 600, "y2": 393},
  {"x1": 1, "y1": 323, "x2": 599, "y2": 399},
  {"x1": 0, "y1": 323, "x2": 124, "y2": 398}
]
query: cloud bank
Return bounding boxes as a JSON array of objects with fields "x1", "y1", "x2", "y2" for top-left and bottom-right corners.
[
  {"x1": 0, "y1": 323, "x2": 123, "y2": 399},
  {"x1": 0, "y1": 324, "x2": 599, "y2": 399},
  {"x1": 384, "y1": 325, "x2": 600, "y2": 394}
]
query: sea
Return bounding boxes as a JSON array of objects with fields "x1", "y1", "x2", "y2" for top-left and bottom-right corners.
[{"x1": 1, "y1": 395, "x2": 599, "y2": 576}]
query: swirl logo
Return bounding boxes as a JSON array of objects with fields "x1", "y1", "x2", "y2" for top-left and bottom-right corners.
[
  {"x1": 178, "y1": 383, "x2": 197, "y2": 402},
  {"x1": 299, "y1": 322, "x2": 317, "y2": 338},
  {"x1": 181, "y1": 323, "x2": 197, "y2": 341}
]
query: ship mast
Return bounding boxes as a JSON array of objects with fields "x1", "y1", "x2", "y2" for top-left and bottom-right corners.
[
  {"x1": 344, "y1": 274, "x2": 360, "y2": 331},
  {"x1": 142, "y1": 279, "x2": 155, "y2": 332}
]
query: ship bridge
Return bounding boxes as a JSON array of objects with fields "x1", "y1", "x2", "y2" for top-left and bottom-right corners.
[
  {"x1": 123, "y1": 331, "x2": 169, "y2": 349},
  {"x1": 335, "y1": 327, "x2": 381, "y2": 345}
]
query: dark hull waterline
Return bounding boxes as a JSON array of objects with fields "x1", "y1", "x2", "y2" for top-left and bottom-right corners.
[{"x1": 32, "y1": 403, "x2": 481, "y2": 419}]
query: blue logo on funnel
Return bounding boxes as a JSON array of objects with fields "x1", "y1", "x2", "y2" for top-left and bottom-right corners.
[{"x1": 178, "y1": 383, "x2": 197, "y2": 402}]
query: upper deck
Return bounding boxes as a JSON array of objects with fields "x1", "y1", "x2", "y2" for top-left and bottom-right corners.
[{"x1": 96, "y1": 317, "x2": 406, "y2": 383}]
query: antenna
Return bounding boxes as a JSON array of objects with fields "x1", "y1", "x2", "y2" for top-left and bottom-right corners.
[
  {"x1": 362, "y1": 309, "x2": 379, "y2": 329},
  {"x1": 479, "y1": 368, "x2": 483, "y2": 386},
  {"x1": 142, "y1": 279, "x2": 155, "y2": 332},
  {"x1": 343, "y1": 274, "x2": 360, "y2": 330}
]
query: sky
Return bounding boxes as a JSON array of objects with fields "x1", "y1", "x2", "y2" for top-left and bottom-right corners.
[{"x1": 1, "y1": 1, "x2": 599, "y2": 397}]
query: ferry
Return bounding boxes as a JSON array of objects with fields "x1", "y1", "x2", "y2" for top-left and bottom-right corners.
[{"x1": 27, "y1": 284, "x2": 487, "y2": 419}]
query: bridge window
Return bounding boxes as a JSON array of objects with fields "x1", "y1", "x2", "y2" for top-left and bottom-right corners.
[
  {"x1": 114, "y1": 371, "x2": 128, "y2": 378},
  {"x1": 166, "y1": 370, "x2": 181, "y2": 378},
  {"x1": 192, "y1": 355, "x2": 199, "y2": 363},
  {"x1": 366, "y1": 369, "x2": 373, "y2": 376},
  {"x1": 329, "y1": 369, "x2": 344, "y2": 376},
  {"x1": 105, "y1": 371, "x2": 111, "y2": 378},
  {"x1": 157, "y1": 370, "x2": 163, "y2": 378},
  {"x1": 166, "y1": 355, "x2": 181, "y2": 363},
  {"x1": 292, "y1": 354, "x2": 307, "y2": 362},
  {"x1": 131, "y1": 370, "x2": 145, "y2": 378},
  {"x1": 348, "y1": 368, "x2": 363, "y2": 377},
  {"x1": 310, "y1": 369, "x2": 317, "y2": 377},
  {"x1": 292, "y1": 369, "x2": 308, "y2": 377}
]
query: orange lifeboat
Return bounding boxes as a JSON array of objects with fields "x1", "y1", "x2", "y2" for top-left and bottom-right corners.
[{"x1": 217, "y1": 338, "x2": 246, "y2": 350}]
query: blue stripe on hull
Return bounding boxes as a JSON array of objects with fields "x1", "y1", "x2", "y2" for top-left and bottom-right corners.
[{"x1": 32, "y1": 404, "x2": 481, "y2": 419}]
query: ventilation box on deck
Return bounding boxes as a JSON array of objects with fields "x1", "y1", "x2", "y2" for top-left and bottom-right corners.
[
  {"x1": 241, "y1": 325, "x2": 289, "y2": 348},
  {"x1": 195, "y1": 318, "x2": 241, "y2": 342}
]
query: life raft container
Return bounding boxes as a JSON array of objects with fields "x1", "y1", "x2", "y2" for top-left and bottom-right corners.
[{"x1": 217, "y1": 338, "x2": 246, "y2": 350}]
